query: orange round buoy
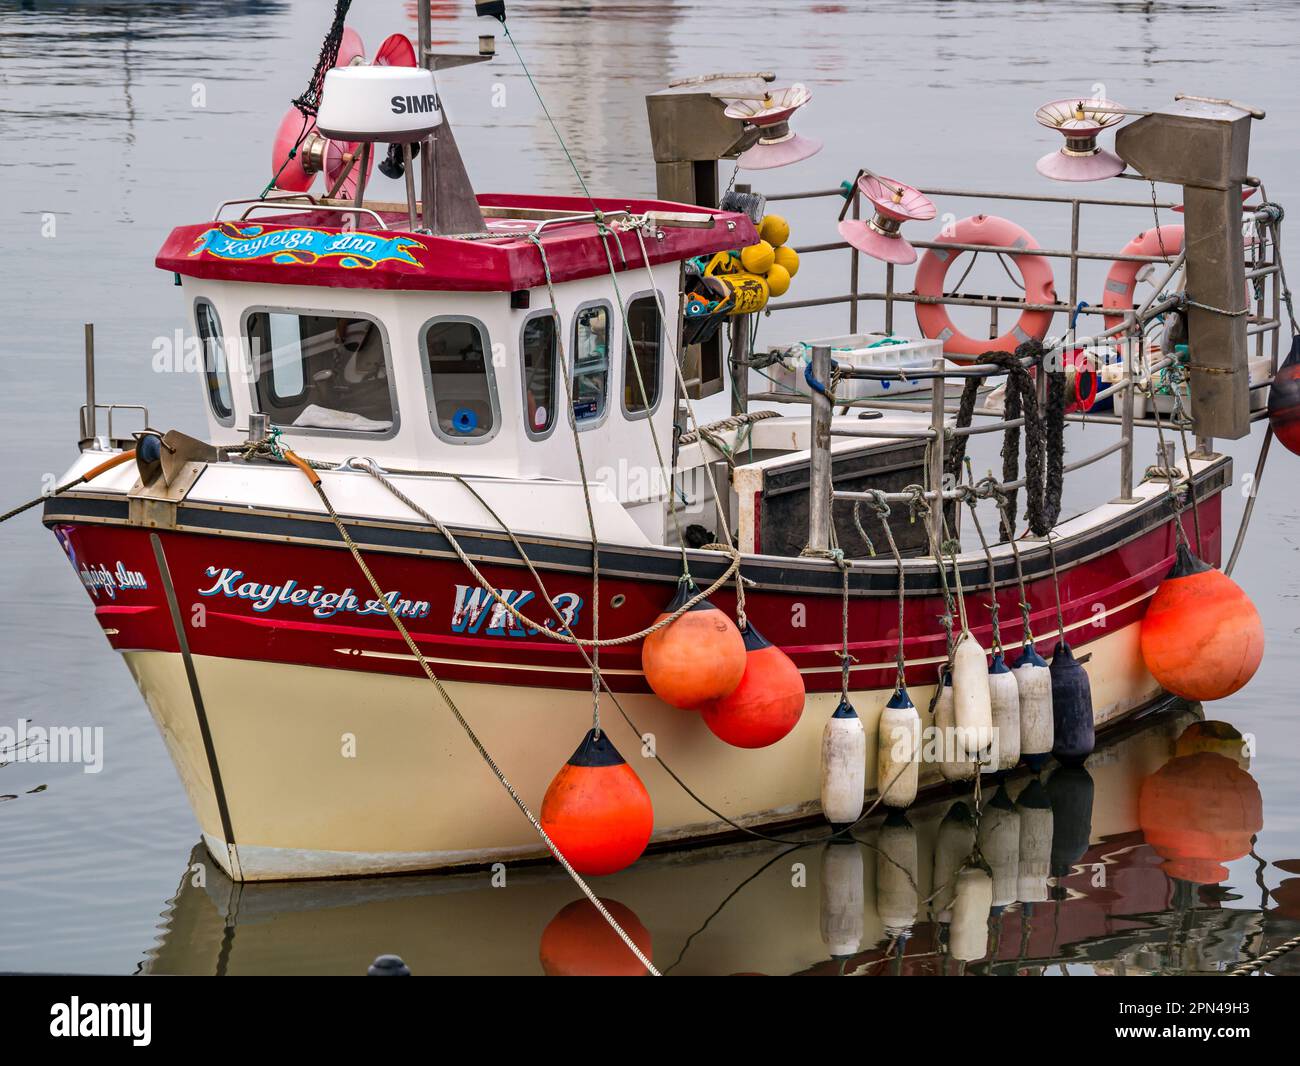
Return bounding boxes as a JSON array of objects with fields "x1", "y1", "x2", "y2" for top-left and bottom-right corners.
[
  {"x1": 539, "y1": 897, "x2": 653, "y2": 976},
  {"x1": 1139, "y1": 544, "x2": 1264, "y2": 702},
  {"x1": 540, "y1": 729, "x2": 653, "y2": 876},
  {"x1": 1138, "y1": 752, "x2": 1263, "y2": 884},
  {"x1": 700, "y1": 621, "x2": 805, "y2": 748},
  {"x1": 641, "y1": 581, "x2": 746, "y2": 709}
]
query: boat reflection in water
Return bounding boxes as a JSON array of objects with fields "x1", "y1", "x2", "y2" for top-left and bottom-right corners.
[{"x1": 140, "y1": 706, "x2": 1297, "y2": 976}]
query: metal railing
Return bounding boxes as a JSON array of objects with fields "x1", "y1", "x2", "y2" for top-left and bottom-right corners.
[{"x1": 762, "y1": 181, "x2": 1286, "y2": 551}]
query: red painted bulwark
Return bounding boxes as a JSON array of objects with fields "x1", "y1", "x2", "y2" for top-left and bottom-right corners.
[
  {"x1": 156, "y1": 194, "x2": 757, "y2": 292},
  {"x1": 48, "y1": 497, "x2": 1221, "y2": 694}
]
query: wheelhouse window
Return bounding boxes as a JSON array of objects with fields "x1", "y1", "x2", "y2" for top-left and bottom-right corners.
[
  {"x1": 196, "y1": 300, "x2": 234, "y2": 424},
  {"x1": 521, "y1": 313, "x2": 558, "y2": 438},
  {"x1": 572, "y1": 303, "x2": 610, "y2": 426},
  {"x1": 245, "y1": 311, "x2": 394, "y2": 433},
  {"x1": 423, "y1": 318, "x2": 497, "y2": 440},
  {"x1": 623, "y1": 294, "x2": 663, "y2": 416}
]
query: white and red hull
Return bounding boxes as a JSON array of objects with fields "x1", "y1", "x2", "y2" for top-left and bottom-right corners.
[{"x1": 45, "y1": 453, "x2": 1228, "y2": 881}]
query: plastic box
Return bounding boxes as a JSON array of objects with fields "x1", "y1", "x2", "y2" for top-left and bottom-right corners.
[{"x1": 767, "y1": 333, "x2": 946, "y2": 400}]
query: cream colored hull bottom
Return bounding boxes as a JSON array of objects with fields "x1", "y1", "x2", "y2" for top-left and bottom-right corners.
[{"x1": 124, "y1": 620, "x2": 1161, "y2": 882}]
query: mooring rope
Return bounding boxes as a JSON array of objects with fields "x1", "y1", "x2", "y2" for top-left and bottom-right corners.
[
  {"x1": 1228, "y1": 932, "x2": 1300, "y2": 976},
  {"x1": 280, "y1": 448, "x2": 659, "y2": 975},
  {"x1": 0, "y1": 450, "x2": 137, "y2": 525}
]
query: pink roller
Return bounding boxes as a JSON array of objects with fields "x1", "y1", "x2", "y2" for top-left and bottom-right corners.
[
  {"x1": 374, "y1": 32, "x2": 417, "y2": 67},
  {"x1": 324, "y1": 137, "x2": 374, "y2": 200},
  {"x1": 270, "y1": 107, "x2": 318, "y2": 193},
  {"x1": 336, "y1": 26, "x2": 366, "y2": 67},
  {"x1": 1034, "y1": 97, "x2": 1125, "y2": 182},
  {"x1": 838, "y1": 173, "x2": 936, "y2": 265},
  {"x1": 725, "y1": 86, "x2": 823, "y2": 171}
]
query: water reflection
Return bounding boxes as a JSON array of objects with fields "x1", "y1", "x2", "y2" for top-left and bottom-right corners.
[{"x1": 138, "y1": 705, "x2": 1300, "y2": 976}]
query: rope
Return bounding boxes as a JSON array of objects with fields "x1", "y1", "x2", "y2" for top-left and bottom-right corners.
[
  {"x1": 0, "y1": 450, "x2": 138, "y2": 525},
  {"x1": 501, "y1": 24, "x2": 597, "y2": 210},
  {"x1": 1228, "y1": 932, "x2": 1300, "y2": 975},
  {"x1": 944, "y1": 341, "x2": 1064, "y2": 538},
  {"x1": 963, "y1": 462, "x2": 1003, "y2": 656},
  {"x1": 356, "y1": 461, "x2": 735, "y2": 649},
  {"x1": 992, "y1": 489, "x2": 1037, "y2": 647},
  {"x1": 281, "y1": 451, "x2": 658, "y2": 975}
]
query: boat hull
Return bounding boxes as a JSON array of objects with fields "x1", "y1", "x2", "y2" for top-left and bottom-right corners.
[{"x1": 45, "y1": 458, "x2": 1226, "y2": 881}]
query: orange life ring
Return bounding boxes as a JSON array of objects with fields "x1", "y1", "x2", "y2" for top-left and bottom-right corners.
[
  {"x1": 914, "y1": 214, "x2": 1057, "y2": 360},
  {"x1": 1101, "y1": 225, "x2": 1183, "y2": 332}
]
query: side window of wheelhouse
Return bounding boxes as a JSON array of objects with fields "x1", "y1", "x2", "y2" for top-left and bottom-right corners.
[
  {"x1": 196, "y1": 301, "x2": 234, "y2": 423},
  {"x1": 572, "y1": 304, "x2": 610, "y2": 425},
  {"x1": 521, "y1": 313, "x2": 558, "y2": 437},
  {"x1": 245, "y1": 311, "x2": 394, "y2": 433},
  {"x1": 623, "y1": 295, "x2": 662, "y2": 416},
  {"x1": 423, "y1": 318, "x2": 497, "y2": 440}
]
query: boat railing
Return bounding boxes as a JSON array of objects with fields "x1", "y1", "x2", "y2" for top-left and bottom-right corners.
[{"x1": 752, "y1": 180, "x2": 1287, "y2": 551}]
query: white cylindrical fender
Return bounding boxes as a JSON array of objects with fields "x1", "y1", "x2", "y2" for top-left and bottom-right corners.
[
  {"x1": 877, "y1": 687, "x2": 920, "y2": 808},
  {"x1": 819, "y1": 840, "x2": 865, "y2": 958},
  {"x1": 1016, "y1": 778, "x2": 1054, "y2": 904},
  {"x1": 935, "y1": 673, "x2": 974, "y2": 782},
  {"x1": 1012, "y1": 643, "x2": 1054, "y2": 769},
  {"x1": 949, "y1": 865, "x2": 994, "y2": 962},
  {"x1": 977, "y1": 785, "x2": 1021, "y2": 908},
  {"x1": 876, "y1": 811, "x2": 919, "y2": 938},
  {"x1": 952, "y1": 633, "x2": 993, "y2": 757},
  {"x1": 933, "y1": 801, "x2": 976, "y2": 920},
  {"x1": 986, "y1": 653, "x2": 1021, "y2": 773},
  {"x1": 821, "y1": 697, "x2": 867, "y2": 825}
]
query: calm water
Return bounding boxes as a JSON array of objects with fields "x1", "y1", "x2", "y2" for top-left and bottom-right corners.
[{"x1": 1, "y1": 0, "x2": 1298, "y2": 975}]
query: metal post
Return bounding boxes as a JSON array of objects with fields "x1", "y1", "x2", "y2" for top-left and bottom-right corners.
[
  {"x1": 731, "y1": 184, "x2": 751, "y2": 417},
  {"x1": 402, "y1": 144, "x2": 418, "y2": 233},
  {"x1": 1118, "y1": 378, "x2": 1136, "y2": 502},
  {"x1": 928, "y1": 354, "x2": 945, "y2": 547},
  {"x1": 418, "y1": 1, "x2": 434, "y2": 232},
  {"x1": 849, "y1": 186, "x2": 860, "y2": 334},
  {"x1": 83, "y1": 322, "x2": 96, "y2": 443},
  {"x1": 808, "y1": 345, "x2": 833, "y2": 551}
]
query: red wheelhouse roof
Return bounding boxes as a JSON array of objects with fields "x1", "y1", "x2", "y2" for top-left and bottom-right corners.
[{"x1": 156, "y1": 193, "x2": 757, "y2": 293}]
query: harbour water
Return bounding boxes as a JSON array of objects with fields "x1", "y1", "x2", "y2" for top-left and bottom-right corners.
[{"x1": 1, "y1": 0, "x2": 1298, "y2": 975}]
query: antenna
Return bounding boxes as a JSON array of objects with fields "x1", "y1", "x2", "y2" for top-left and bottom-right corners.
[
  {"x1": 837, "y1": 172, "x2": 936, "y2": 265},
  {"x1": 724, "y1": 85, "x2": 822, "y2": 170},
  {"x1": 1034, "y1": 97, "x2": 1126, "y2": 181}
]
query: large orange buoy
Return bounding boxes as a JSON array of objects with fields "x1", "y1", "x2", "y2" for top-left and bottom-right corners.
[
  {"x1": 1267, "y1": 335, "x2": 1300, "y2": 455},
  {"x1": 641, "y1": 580, "x2": 746, "y2": 709},
  {"x1": 1139, "y1": 544, "x2": 1265, "y2": 702},
  {"x1": 699, "y1": 621, "x2": 805, "y2": 748},
  {"x1": 540, "y1": 729, "x2": 653, "y2": 876},
  {"x1": 539, "y1": 898, "x2": 653, "y2": 976},
  {"x1": 1138, "y1": 752, "x2": 1263, "y2": 884}
]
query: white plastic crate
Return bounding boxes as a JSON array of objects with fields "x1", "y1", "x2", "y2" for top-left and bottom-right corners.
[{"x1": 766, "y1": 333, "x2": 947, "y2": 399}]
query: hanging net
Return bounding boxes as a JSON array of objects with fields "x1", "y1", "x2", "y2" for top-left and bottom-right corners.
[{"x1": 292, "y1": 0, "x2": 354, "y2": 117}]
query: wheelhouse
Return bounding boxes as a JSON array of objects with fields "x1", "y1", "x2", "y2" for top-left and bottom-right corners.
[{"x1": 158, "y1": 195, "x2": 755, "y2": 542}]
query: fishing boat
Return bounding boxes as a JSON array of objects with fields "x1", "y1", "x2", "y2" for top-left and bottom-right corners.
[{"x1": 35, "y1": 2, "x2": 1288, "y2": 887}]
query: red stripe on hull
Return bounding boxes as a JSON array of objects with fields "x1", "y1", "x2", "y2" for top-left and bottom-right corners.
[{"x1": 49, "y1": 500, "x2": 1219, "y2": 694}]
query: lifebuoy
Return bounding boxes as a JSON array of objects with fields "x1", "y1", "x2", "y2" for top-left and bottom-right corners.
[
  {"x1": 1101, "y1": 225, "x2": 1183, "y2": 332},
  {"x1": 915, "y1": 214, "x2": 1057, "y2": 360}
]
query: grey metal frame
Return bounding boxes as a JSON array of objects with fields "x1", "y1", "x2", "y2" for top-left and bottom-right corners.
[
  {"x1": 418, "y1": 313, "x2": 503, "y2": 446},
  {"x1": 570, "y1": 298, "x2": 615, "y2": 433},
  {"x1": 239, "y1": 304, "x2": 402, "y2": 442},
  {"x1": 519, "y1": 309, "x2": 561, "y2": 442},
  {"x1": 768, "y1": 181, "x2": 1285, "y2": 549},
  {"x1": 621, "y1": 288, "x2": 667, "y2": 422}
]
